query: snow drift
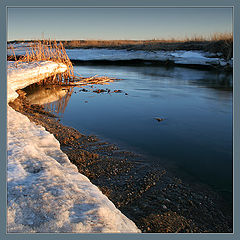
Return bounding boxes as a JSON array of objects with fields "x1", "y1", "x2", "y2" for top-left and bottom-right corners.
[{"x1": 7, "y1": 61, "x2": 140, "y2": 233}]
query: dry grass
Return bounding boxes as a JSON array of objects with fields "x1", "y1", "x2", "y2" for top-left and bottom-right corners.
[
  {"x1": 61, "y1": 32, "x2": 233, "y2": 60},
  {"x1": 8, "y1": 32, "x2": 233, "y2": 60},
  {"x1": 62, "y1": 32, "x2": 232, "y2": 47},
  {"x1": 177, "y1": 32, "x2": 233, "y2": 42},
  {"x1": 8, "y1": 40, "x2": 74, "y2": 83},
  {"x1": 63, "y1": 75, "x2": 118, "y2": 86},
  {"x1": 208, "y1": 32, "x2": 233, "y2": 41}
]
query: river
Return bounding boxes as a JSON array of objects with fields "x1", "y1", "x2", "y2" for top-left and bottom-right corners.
[{"x1": 25, "y1": 62, "x2": 233, "y2": 201}]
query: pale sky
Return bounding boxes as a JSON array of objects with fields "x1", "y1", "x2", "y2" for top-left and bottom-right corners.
[{"x1": 8, "y1": 7, "x2": 232, "y2": 41}]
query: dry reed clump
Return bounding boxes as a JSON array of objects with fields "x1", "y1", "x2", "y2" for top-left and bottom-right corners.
[{"x1": 8, "y1": 40, "x2": 74, "y2": 84}]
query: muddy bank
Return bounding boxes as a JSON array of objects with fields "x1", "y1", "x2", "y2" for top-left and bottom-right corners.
[
  {"x1": 9, "y1": 90, "x2": 233, "y2": 233},
  {"x1": 70, "y1": 59, "x2": 233, "y2": 72}
]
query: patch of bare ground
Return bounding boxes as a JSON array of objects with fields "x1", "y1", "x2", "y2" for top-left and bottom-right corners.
[{"x1": 9, "y1": 90, "x2": 233, "y2": 233}]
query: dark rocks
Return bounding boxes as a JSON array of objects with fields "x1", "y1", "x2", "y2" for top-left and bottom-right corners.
[
  {"x1": 113, "y1": 90, "x2": 123, "y2": 93},
  {"x1": 80, "y1": 88, "x2": 89, "y2": 92},
  {"x1": 155, "y1": 117, "x2": 165, "y2": 122},
  {"x1": 93, "y1": 89, "x2": 107, "y2": 93}
]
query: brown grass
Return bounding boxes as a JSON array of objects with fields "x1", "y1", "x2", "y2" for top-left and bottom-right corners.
[
  {"x1": 61, "y1": 32, "x2": 233, "y2": 60},
  {"x1": 8, "y1": 32, "x2": 233, "y2": 60},
  {"x1": 62, "y1": 32, "x2": 232, "y2": 46},
  {"x1": 8, "y1": 40, "x2": 75, "y2": 83}
]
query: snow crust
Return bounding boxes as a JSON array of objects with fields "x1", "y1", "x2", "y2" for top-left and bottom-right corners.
[{"x1": 7, "y1": 61, "x2": 140, "y2": 233}]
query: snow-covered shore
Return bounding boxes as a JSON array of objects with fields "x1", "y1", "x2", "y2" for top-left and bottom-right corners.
[{"x1": 7, "y1": 61, "x2": 140, "y2": 233}]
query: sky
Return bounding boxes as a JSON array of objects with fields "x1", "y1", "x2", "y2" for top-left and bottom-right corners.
[{"x1": 7, "y1": 7, "x2": 232, "y2": 41}]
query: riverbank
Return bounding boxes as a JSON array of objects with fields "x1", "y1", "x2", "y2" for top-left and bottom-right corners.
[
  {"x1": 8, "y1": 35, "x2": 233, "y2": 60},
  {"x1": 7, "y1": 61, "x2": 140, "y2": 233},
  {"x1": 8, "y1": 43, "x2": 233, "y2": 72},
  {"x1": 9, "y1": 86, "x2": 233, "y2": 233}
]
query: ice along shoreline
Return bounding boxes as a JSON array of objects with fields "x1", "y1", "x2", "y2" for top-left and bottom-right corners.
[{"x1": 7, "y1": 61, "x2": 140, "y2": 233}]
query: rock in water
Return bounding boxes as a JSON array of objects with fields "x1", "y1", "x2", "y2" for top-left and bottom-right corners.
[{"x1": 155, "y1": 117, "x2": 165, "y2": 122}]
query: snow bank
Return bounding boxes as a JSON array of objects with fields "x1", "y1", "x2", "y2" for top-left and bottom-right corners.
[
  {"x1": 7, "y1": 61, "x2": 67, "y2": 102},
  {"x1": 7, "y1": 61, "x2": 140, "y2": 233},
  {"x1": 169, "y1": 50, "x2": 233, "y2": 66}
]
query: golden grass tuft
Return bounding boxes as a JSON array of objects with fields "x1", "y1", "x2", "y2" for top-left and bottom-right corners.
[{"x1": 8, "y1": 40, "x2": 74, "y2": 84}]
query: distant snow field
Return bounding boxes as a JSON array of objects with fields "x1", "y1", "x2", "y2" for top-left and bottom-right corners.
[{"x1": 7, "y1": 61, "x2": 140, "y2": 233}]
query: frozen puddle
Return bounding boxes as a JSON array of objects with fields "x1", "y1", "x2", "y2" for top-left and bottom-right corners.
[{"x1": 7, "y1": 61, "x2": 140, "y2": 233}]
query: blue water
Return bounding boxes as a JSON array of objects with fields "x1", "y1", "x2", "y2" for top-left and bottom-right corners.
[{"x1": 40, "y1": 64, "x2": 233, "y2": 196}]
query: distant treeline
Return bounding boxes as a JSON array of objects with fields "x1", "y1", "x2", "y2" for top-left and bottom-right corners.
[{"x1": 8, "y1": 33, "x2": 233, "y2": 60}]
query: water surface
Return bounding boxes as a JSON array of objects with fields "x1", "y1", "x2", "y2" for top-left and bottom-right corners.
[{"x1": 26, "y1": 64, "x2": 233, "y2": 198}]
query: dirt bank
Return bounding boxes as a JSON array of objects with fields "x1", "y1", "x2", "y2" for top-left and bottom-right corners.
[{"x1": 9, "y1": 90, "x2": 233, "y2": 233}]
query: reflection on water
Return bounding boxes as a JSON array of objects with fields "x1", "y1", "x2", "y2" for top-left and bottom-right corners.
[
  {"x1": 24, "y1": 65, "x2": 233, "y2": 201},
  {"x1": 24, "y1": 85, "x2": 74, "y2": 116},
  {"x1": 139, "y1": 66, "x2": 232, "y2": 90}
]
